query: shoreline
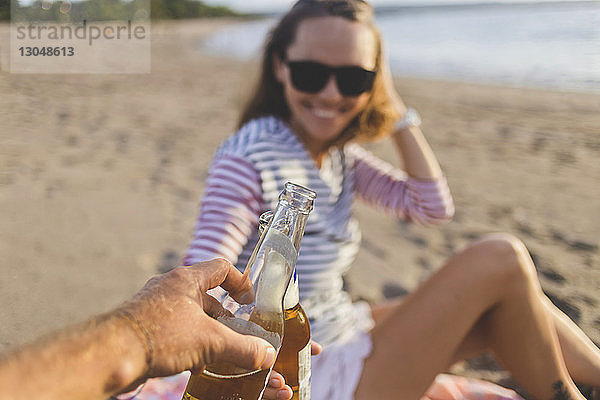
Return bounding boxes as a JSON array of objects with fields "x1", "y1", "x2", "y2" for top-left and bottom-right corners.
[
  {"x1": 3, "y1": 18, "x2": 600, "y2": 97},
  {"x1": 389, "y1": 72, "x2": 600, "y2": 97},
  {"x1": 196, "y1": 12, "x2": 600, "y2": 96}
]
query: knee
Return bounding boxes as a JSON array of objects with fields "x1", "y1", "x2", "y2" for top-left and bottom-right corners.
[{"x1": 471, "y1": 233, "x2": 536, "y2": 284}]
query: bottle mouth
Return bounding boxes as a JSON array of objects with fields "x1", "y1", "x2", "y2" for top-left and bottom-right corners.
[
  {"x1": 280, "y1": 182, "x2": 316, "y2": 214},
  {"x1": 284, "y1": 182, "x2": 317, "y2": 200}
]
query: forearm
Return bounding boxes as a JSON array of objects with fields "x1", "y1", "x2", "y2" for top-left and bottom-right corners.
[
  {"x1": 0, "y1": 311, "x2": 147, "y2": 400},
  {"x1": 350, "y1": 143, "x2": 454, "y2": 223},
  {"x1": 184, "y1": 154, "x2": 262, "y2": 267},
  {"x1": 392, "y1": 125, "x2": 442, "y2": 180}
]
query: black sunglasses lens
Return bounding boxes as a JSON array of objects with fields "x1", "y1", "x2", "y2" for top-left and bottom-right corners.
[
  {"x1": 287, "y1": 61, "x2": 376, "y2": 96},
  {"x1": 288, "y1": 61, "x2": 330, "y2": 93},
  {"x1": 336, "y1": 67, "x2": 376, "y2": 96}
]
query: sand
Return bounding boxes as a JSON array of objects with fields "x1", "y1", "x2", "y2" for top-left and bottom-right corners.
[{"x1": 1, "y1": 19, "x2": 599, "y2": 388}]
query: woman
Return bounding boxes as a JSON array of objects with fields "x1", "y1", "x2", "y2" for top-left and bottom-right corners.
[{"x1": 182, "y1": 1, "x2": 600, "y2": 399}]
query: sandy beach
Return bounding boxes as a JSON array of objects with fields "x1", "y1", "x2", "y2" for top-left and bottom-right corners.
[{"x1": 1, "y1": 19, "x2": 599, "y2": 388}]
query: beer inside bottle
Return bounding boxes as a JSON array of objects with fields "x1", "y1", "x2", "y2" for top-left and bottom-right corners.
[
  {"x1": 182, "y1": 182, "x2": 316, "y2": 400},
  {"x1": 184, "y1": 369, "x2": 269, "y2": 400},
  {"x1": 275, "y1": 274, "x2": 311, "y2": 400},
  {"x1": 183, "y1": 316, "x2": 281, "y2": 400}
]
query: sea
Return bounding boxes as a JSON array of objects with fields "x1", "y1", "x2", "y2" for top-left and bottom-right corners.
[{"x1": 201, "y1": 1, "x2": 600, "y2": 93}]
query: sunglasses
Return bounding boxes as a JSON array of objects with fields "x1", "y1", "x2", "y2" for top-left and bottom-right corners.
[{"x1": 284, "y1": 59, "x2": 377, "y2": 97}]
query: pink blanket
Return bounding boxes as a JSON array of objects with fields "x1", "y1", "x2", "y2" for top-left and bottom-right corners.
[
  {"x1": 117, "y1": 372, "x2": 524, "y2": 400},
  {"x1": 423, "y1": 374, "x2": 523, "y2": 400}
]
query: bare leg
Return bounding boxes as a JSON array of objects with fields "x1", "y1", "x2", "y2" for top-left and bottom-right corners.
[
  {"x1": 545, "y1": 298, "x2": 600, "y2": 386},
  {"x1": 372, "y1": 281, "x2": 600, "y2": 388},
  {"x1": 447, "y1": 299, "x2": 600, "y2": 388},
  {"x1": 354, "y1": 234, "x2": 585, "y2": 400}
]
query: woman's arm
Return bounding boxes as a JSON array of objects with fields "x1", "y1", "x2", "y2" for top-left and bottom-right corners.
[
  {"x1": 392, "y1": 123, "x2": 442, "y2": 181},
  {"x1": 350, "y1": 56, "x2": 453, "y2": 224},
  {"x1": 183, "y1": 155, "x2": 263, "y2": 267},
  {"x1": 349, "y1": 144, "x2": 454, "y2": 225},
  {"x1": 381, "y1": 54, "x2": 443, "y2": 180}
]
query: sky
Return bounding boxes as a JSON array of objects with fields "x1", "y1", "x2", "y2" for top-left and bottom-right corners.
[
  {"x1": 15, "y1": 0, "x2": 589, "y2": 13},
  {"x1": 203, "y1": 0, "x2": 585, "y2": 13}
]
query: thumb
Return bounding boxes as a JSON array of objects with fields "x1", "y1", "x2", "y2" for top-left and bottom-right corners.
[{"x1": 208, "y1": 318, "x2": 277, "y2": 372}]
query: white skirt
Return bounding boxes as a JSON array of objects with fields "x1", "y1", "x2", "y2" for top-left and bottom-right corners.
[{"x1": 310, "y1": 301, "x2": 374, "y2": 400}]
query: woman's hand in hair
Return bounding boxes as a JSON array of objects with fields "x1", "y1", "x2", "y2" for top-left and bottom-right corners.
[{"x1": 380, "y1": 51, "x2": 407, "y2": 117}]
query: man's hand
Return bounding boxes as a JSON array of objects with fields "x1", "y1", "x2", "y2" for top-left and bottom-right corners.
[
  {"x1": 119, "y1": 259, "x2": 277, "y2": 382},
  {"x1": 0, "y1": 259, "x2": 278, "y2": 400}
]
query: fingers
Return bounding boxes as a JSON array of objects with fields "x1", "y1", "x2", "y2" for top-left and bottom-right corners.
[
  {"x1": 262, "y1": 386, "x2": 292, "y2": 400},
  {"x1": 202, "y1": 293, "x2": 232, "y2": 319},
  {"x1": 219, "y1": 266, "x2": 254, "y2": 304},
  {"x1": 263, "y1": 370, "x2": 293, "y2": 400},
  {"x1": 310, "y1": 340, "x2": 322, "y2": 356},
  {"x1": 187, "y1": 258, "x2": 234, "y2": 290},
  {"x1": 188, "y1": 259, "x2": 254, "y2": 304},
  {"x1": 268, "y1": 370, "x2": 285, "y2": 387},
  {"x1": 207, "y1": 317, "x2": 277, "y2": 371}
]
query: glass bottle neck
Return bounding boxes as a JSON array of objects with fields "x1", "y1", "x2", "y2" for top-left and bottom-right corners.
[
  {"x1": 283, "y1": 269, "x2": 300, "y2": 309},
  {"x1": 259, "y1": 210, "x2": 303, "y2": 310},
  {"x1": 247, "y1": 182, "x2": 314, "y2": 313}
]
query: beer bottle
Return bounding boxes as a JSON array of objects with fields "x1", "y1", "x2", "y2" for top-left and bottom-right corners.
[
  {"x1": 182, "y1": 182, "x2": 316, "y2": 400},
  {"x1": 259, "y1": 212, "x2": 312, "y2": 400}
]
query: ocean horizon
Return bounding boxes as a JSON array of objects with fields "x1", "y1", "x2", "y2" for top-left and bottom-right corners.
[{"x1": 201, "y1": 1, "x2": 600, "y2": 93}]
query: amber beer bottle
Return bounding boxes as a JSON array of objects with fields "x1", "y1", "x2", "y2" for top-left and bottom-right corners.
[
  {"x1": 276, "y1": 272, "x2": 311, "y2": 400},
  {"x1": 259, "y1": 212, "x2": 312, "y2": 400},
  {"x1": 182, "y1": 182, "x2": 316, "y2": 400}
]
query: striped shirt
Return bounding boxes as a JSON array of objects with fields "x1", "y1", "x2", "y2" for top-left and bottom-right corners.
[{"x1": 184, "y1": 117, "x2": 454, "y2": 346}]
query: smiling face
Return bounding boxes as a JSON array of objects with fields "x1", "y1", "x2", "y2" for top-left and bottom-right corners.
[{"x1": 274, "y1": 16, "x2": 377, "y2": 159}]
